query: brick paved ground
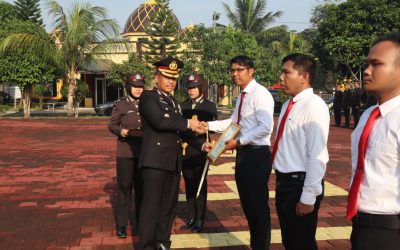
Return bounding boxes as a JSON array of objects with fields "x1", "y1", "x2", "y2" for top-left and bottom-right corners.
[{"x1": 0, "y1": 117, "x2": 354, "y2": 250}]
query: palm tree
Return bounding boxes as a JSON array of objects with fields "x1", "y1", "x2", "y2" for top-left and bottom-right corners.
[
  {"x1": 1, "y1": 0, "x2": 120, "y2": 115},
  {"x1": 222, "y1": 0, "x2": 283, "y2": 33}
]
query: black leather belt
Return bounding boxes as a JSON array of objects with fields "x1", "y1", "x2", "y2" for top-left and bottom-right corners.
[
  {"x1": 275, "y1": 170, "x2": 306, "y2": 181},
  {"x1": 236, "y1": 145, "x2": 268, "y2": 150},
  {"x1": 353, "y1": 212, "x2": 400, "y2": 229}
]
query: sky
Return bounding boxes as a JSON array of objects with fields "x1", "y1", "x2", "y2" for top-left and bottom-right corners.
[{"x1": 5, "y1": 0, "x2": 322, "y2": 32}]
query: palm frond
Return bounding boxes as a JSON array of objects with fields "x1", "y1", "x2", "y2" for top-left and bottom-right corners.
[
  {"x1": 46, "y1": 0, "x2": 67, "y2": 32},
  {"x1": 1, "y1": 33, "x2": 57, "y2": 63}
]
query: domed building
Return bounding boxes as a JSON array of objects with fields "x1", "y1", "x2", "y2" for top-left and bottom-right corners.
[
  {"x1": 80, "y1": 0, "x2": 185, "y2": 107},
  {"x1": 122, "y1": 0, "x2": 181, "y2": 42}
]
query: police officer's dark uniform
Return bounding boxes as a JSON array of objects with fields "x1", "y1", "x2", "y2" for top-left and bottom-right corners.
[
  {"x1": 351, "y1": 82, "x2": 363, "y2": 128},
  {"x1": 333, "y1": 84, "x2": 344, "y2": 127},
  {"x1": 343, "y1": 83, "x2": 353, "y2": 128},
  {"x1": 138, "y1": 58, "x2": 204, "y2": 250},
  {"x1": 179, "y1": 74, "x2": 218, "y2": 232},
  {"x1": 108, "y1": 73, "x2": 145, "y2": 238}
]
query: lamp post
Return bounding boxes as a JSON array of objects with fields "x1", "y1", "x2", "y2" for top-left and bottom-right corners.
[{"x1": 212, "y1": 12, "x2": 220, "y2": 28}]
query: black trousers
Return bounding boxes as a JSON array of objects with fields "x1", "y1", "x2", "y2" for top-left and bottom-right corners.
[
  {"x1": 182, "y1": 160, "x2": 207, "y2": 221},
  {"x1": 138, "y1": 167, "x2": 180, "y2": 250},
  {"x1": 351, "y1": 213, "x2": 400, "y2": 250},
  {"x1": 116, "y1": 157, "x2": 142, "y2": 227},
  {"x1": 275, "y1": 173, "x2": 323, "y2": 250},
  {"x1": 333, "y1": 107, "x2": 342, "y2": 126},
  {"x1": 343, "y1": 107, "x2": 351, "y2": 127},
  {"x1": 235, "y1": 146, "x2": 272, "y2": 250},
  {"x1": 352, "y1": 107, "x2": 360, "y2": 128}
]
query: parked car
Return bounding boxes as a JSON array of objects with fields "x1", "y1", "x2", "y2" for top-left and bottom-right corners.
[
  {"x1": 324, "y1": 96, "x2": 335, "y2": 116},
  {"x1": 269, "y1": 89, "x2": 283, "y2": 114},
  {"x1": 94, "y1": 102, "x2": 114, "y2": 116},
  {"x1": 0, "y1": 91, "x2": 14, "y2": 104}
]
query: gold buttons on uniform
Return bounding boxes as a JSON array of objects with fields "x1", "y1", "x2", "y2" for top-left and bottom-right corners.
[{"x1": 157, "y1": 142, "x2": 160, "y2": 146}]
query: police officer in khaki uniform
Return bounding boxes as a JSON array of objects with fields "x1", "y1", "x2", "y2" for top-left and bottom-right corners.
[
  {"x1": 180, "y1": 74, "x2": 218, "y2": 232},
  {"x1": 138, "y1": 58, "x2": 207, "y2": 250},
  {"x1": 108, "y1": 73, "x2": 145, "y2": 238}
]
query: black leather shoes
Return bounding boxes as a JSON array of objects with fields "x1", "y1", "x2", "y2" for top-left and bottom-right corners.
[
  {"x1": 180, "y1": 218, "x2": 196, "y2": 229},
  {"x1": 116, "y1": 226, "x2": 127, "y2": 238},
  {"x1": 191, "y1": 220, "x2": 203, "y2": 233}
]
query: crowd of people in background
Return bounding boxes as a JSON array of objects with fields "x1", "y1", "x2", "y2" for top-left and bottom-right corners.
[{"x1": 333, "y1": 78, "x2": 377, "y2": 129}]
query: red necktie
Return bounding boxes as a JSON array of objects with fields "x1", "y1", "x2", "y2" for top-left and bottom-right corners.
[
  {"x1": 271, "y1": 98, "x2": 294, "y2": 163},
  {"x1": 346, "y1": 107, "x2": 381, "y2": 220},
  {"x1": 237, "y1": 92, "x2": 246, "y2": 125}
]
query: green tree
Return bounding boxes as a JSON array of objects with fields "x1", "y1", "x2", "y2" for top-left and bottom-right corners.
[
  {"x1": 142, "y1": 0, "x2": 180, "y2": 63},
  {"x1": 14, "y1": 0, "x2": 43, "y2": 26},
  {"x1": 222, "y1": 0, "x2": 283, "y2": 33},
  {"x1": 107, "y1": 54, "x2": 153, "y2": 92},
  {"x1": 34, "y1": 84, "x2": 51, "y2": 109},
  {"x1": 312, "y1": 0, "x2": 400, "y2": 81},
  {"x1": 61, "y1": 80, "x2": 88, "y2": 117},
  {"x1": 1, "y1": 0, "x2": 120, "y2": 116},
  {"x1": 181, "y1": 26, "x2": 282, "y2": 103},
  {"x1": 0, "y1": 19, "x2": 60, "y2": 118},
  {"x1": 0, "y1": 1, "x2": 17, "y2": 23}
]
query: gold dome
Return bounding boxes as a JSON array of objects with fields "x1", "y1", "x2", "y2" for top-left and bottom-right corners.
[
  {"x1": 123, "y1": 0, "x2": 181, "y2": 35},
  {"x1": 178, "y1": 23, "x2": 196, "y2": 37}
]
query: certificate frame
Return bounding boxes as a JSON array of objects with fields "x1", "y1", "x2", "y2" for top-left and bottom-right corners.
[{"x1": 207, "y1": 122, "x2": 241, "y2": 163}]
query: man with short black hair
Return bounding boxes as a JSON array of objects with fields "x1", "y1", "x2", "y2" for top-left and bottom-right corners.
[
  {"x1": 202, "y1": 55, "x2": 275, "y2": 250},
  {"x1": 346, "y1": 33, "x2": 400, "y2": 250},
  {"x1": 273, "y1": 53, "x2": 330, "y2": 250}
]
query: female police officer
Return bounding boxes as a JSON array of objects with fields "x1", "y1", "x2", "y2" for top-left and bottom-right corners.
[
  {"x1": 180, "y1": 74, "x2": 218, "y2": 232},
  {"x1": 108, "y1": 73, "x2": 145, "y2": 238}
]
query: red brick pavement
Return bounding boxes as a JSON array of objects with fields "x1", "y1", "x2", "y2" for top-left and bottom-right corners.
[{"x1": 0, "y1": 118, "x2": 354, "y2": 250}]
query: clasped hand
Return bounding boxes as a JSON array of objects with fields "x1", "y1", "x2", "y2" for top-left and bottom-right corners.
[{"x1": 188, "y1": 120, "x2": 209, "y2": 134}]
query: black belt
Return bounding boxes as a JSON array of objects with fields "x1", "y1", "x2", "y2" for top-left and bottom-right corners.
[
  {"x1": 353, "y1": 212, "x2": 400, "y2": 229},
  {"x1": 275, "y1": 170, "x2": 306, "y2": 181},
  {"x1": 236, "y1": 145, "x2": 268, "y2": 150}
]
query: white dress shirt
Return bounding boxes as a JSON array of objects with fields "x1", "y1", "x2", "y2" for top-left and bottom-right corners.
[
  {"x1": 208, "y1": 79, "x2": 274, "y2": 145},
  {"x1": 350, "y1": 95, "x2": 400, "y2": 215},
  {"x1": 273, "y1": 88, "x2": 330, "y2": 205}
]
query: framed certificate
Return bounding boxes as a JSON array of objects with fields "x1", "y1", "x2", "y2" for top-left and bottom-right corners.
[{"x1": 207, "y1": 122, "x2": 241, "y2": 163}]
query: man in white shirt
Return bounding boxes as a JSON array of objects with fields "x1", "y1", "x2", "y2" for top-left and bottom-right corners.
[
  {"x1": 347, "y1": 33, "x2": 400, "y2": 250},
  {"x1": 203, "y1": 55, "x2": 274, "y2": 250},
  {"x1": 273, "y1": 53, "x2": 330, "y2": 250}
]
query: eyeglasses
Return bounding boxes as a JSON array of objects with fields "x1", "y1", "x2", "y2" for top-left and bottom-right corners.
[{"x1": 229, "y1": 67, "x2": 249, "y2": 74}]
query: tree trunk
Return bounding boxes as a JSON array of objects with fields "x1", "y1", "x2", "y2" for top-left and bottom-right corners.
[
  {"x1": 73, "y1": 102, "x2": 79, "y2": 118},
  {"x1": 66, "y1": 68, "x2": 77, "y2": 117},
  {"x1": 39, "y1": 96, "x2": 43, "y2": 110},
  {"x1": 22, "y1": 85, "x2": 32, "y2": 118}
]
